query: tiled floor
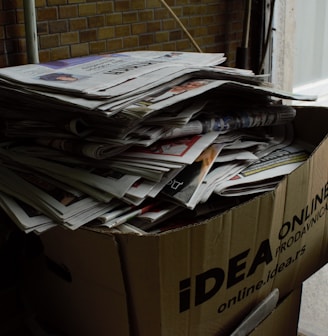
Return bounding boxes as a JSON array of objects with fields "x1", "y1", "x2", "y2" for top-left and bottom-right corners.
[{"x1": 298, "y1": 263, "x2": 328, "y2": 336}]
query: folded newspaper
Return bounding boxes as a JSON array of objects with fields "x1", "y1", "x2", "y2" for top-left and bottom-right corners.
[{"x1": 0, "y1": 50, "x2": 317, "y2": 233}]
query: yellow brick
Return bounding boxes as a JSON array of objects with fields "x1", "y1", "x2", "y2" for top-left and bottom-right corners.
[
  {"x1": 38, "y1": 49, "x2": 51, "y2": 63},
  {"x1": 132, "y1": 22, "x2": 147, "y2": 35},
  {"x1": 146, "y1": 0, "x2": 160, "y2": 9},
  {"x1": 123, "y1": 36, "x2": 139, "y2": 49},
  {"x1": 0, "y1": 10, "x2": 15, "y2": 25},
  {"x1": 49, "y1": 20, "x2": 68, "y2": 34},
  {"x1": 147, "y1": 21, "x2": 161, "y2": 32},
  {"x1": 97, "y1": 1, "x2": 114, "y2": 14},
  {"x1": 35, "y1": 0, "x2": 46, "y2": 7},
  {"x1": 107, "y1": 39, "x2": 123, "y2": 52},
  {"x1": 123, "y1": 12, "x2": 138, "y2": 24},
  {"x1": 0, "y1": 0, "x2": 246, "y2": 71},
  {"x1": 68, "y1": 0, "x2": 86, "y2": 3},
  {"x1": 79, "y1": 3, "x2": 97, "y2": 16},
  {"x1": 164, "y1": 0, "x2": 174, "y2": 5},
  {"x1": 16, "y1": 9, "x2": 25, "y2": 24},
  {"x1": 145, "y1": 44, "x2": 158, "y2": 51},
  {"x1": 61, "y1": 31, "x2": 79, "y2": 45},
  {"x1": 114, "y1": 1, "x2": 130, "y2": 11},
  {"x1": 59, "y1": 5, "x2": 78, "y2": 19},
  {"x1": 190, "y1": 16, "x2": 202, "y2": 26},
  {"x1": 139, "y1": 33, "x2": 154, "y2": 46},
  {"x1": 193, "y1": 26, "x2": 208, "y2": 37},
  {"x1": 88, "y1": 15, "x2": 105, "y2": 28},
  {"x1": 206, "y1": 3, "x2": 221, "y2": 14},
  {"x1": 37, "y1": 7, "x2": 58, "y2": 21},
  {"x1": 161, "y1": 41, "x2": 177, "y2": 50},
  {"x1": 50, "y1": 46, "x2": 71, "y2": 60},
  {"x1": 183, "y1": 5, "x2": 207, "y2": 16},
  {"x1": 17, "y1": 38, "x2": 26, "y2": 51},
  {"x1": 106, "y1": 13, "x2": 122, "y2": 25},
  {"x1": 37, "y1": 22, "x2": 48, "y2": 34},
  {"x1": 202, "y1": 35, "x2": 217, "y2": 46},
  {"x1": 154, "y1": 8, "x2": 169, "y2": 20},
  {"x1": 6, "y1": 24, "x2": 25, "y2": 38},
  {"x1": 131, "y1": 0, "x2": 146, "y2": 10},
  {"x1": 139, "y1": 10, "x2": 154, "y2": 22},
  {"x1": 208, "y1": 24, "x2": 220, "y2": 35},
  {"x1": 69, "y1": 18, "x2": 87, "y2": 31},
  {"x1": 98, "y1": 27, "x2": 115, "y2": 39},
  {"x1": 160, "y1": 5, "x2": 183, "y2": 18},
  {"x1": 80, "y1": 29, "x2": 97, "y2": 42},
  {"x1": 162, "y1": 19, "x2": 177, "y2": 31},
  {"x1": 48, "y1": 0, "x2": 67, "y2": 5},
  {"x1": 169, "y1": 30, "x2": 182, "y2": 41},
  {"x1": 115, "y1": 25, "x2": 131, "y2": 38},
  {"x1": 39, "y1": 34, "x2": 59, "y2": 48},
  {"x1": 176, "y1": 39, "x2": 192, "y2": 50},
  {"x1": 71, "y1": 42, "x2": 89, "y2": 57},
  {"x1": 89, "y1": 40, "x2": 107, "y2": 54},
  {"x1": 155, "y1": 31, "x2": 169, "y2": 43}
]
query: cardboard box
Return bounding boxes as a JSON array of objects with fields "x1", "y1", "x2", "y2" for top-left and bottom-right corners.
[
  {"x1": 24, "y1": 107, "x2": 328, "y2": 335},
  {"x1": 248, "y1": 286, "x2": 302, "y2": 336}
]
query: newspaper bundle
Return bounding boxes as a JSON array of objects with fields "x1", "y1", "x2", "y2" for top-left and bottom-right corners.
[{"x1": 0, "y1": 50, "x2": 317, "y2": 234}]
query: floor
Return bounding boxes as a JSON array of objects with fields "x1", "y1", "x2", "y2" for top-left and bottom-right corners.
[{"x1": 298, "y1": 263, "x2": 328, "y2": 336}]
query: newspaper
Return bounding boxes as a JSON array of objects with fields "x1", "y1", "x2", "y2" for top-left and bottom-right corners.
[
  {"x1": 120, "y1": 132, "x2": 219, "y2": 164},
  {"x1": 0, "y1": 51, "x2": 319, "y2": 233},
  {"x1": 160, "y1": 144, "x2": 224, "y2": 208},
  {"x1": 0, "y1": 165, "x2": 115, "y2": 229},
  {"x1": 0, "y1": 52, "x2": 316, "y2": 125},
  {"x1": 128, "y1": 202, "x2": 183, "y2": 231},
  {"x1": 0, "y1": 191, "x2": 56, "y2": 233},
  {"x1": 0, "y1": 51, "x2": 226, "y2": 98},
  {"x1": 35, "y1": 137, "x2": 130, "y2": 160},
  {"x1": 123, "y1": 179, "x2": 158, "y2": 206},
  {"x1": 147, "y1": 137, "x2": 310, "y2": 234},
  {"x1": 4, "y1": 104, "x2": 296, "y2": 163},
  {"x1": 0, "y1": 146, "x2": 140, "y2": 199},
  {"x1": 119, "y1": 79, "x2": 316, "y2": 122},
  {"x1": 117, "y1": 50, "x2": 226, "y2": 66},
  {"x1": 160, "y1": 105, "x2": 296, "y2": 139},
  {"x1": 216, "y1": 142, "x2": 311, "y2": 196},
  {"x1": 185, "y1": 123, "x2": 295, "y2": 206},
  {"x1": 0, "y1": 145, "x2": 117, "y2": 203}
]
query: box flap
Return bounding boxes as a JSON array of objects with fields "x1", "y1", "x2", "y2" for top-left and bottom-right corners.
[{"x1": 38, "y1": 226, "x2": 130, "y2": 336}]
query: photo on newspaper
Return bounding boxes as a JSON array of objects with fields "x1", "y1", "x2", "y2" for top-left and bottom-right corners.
[{"x1": 161, "y1": 143, "x2": 224, "y2": 208}]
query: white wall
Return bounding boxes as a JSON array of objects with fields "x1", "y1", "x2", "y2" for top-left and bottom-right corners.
[
  {"x1": 271, "y1": 0, "x2": 296, "y2": 92},
  {"x1": 272, "y1": 1, "x2": 328, "y2": 105},
  {"x1": 294, "y1": 0, "x2": 328, "y2": 88}
]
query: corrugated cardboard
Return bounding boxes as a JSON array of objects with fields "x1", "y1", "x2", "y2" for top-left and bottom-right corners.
[
  {"x1": 24, "y1": 107, "x2": 328, "y2": 336},
  {"x1": 230, "y1": 288, "x2": 280, "y2": 335},
  {"x1": 248, "y1": 286, "x2": 302, "y2": 336}
]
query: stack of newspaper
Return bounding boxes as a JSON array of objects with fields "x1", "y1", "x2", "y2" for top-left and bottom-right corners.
[{"x1": 0, "y1": 51, "x2": 316, "y2": 234}]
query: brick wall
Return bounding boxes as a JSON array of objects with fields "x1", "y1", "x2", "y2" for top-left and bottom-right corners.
[{"x1": 0, "y1": 0, "x2": 246, "y2": 68}]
